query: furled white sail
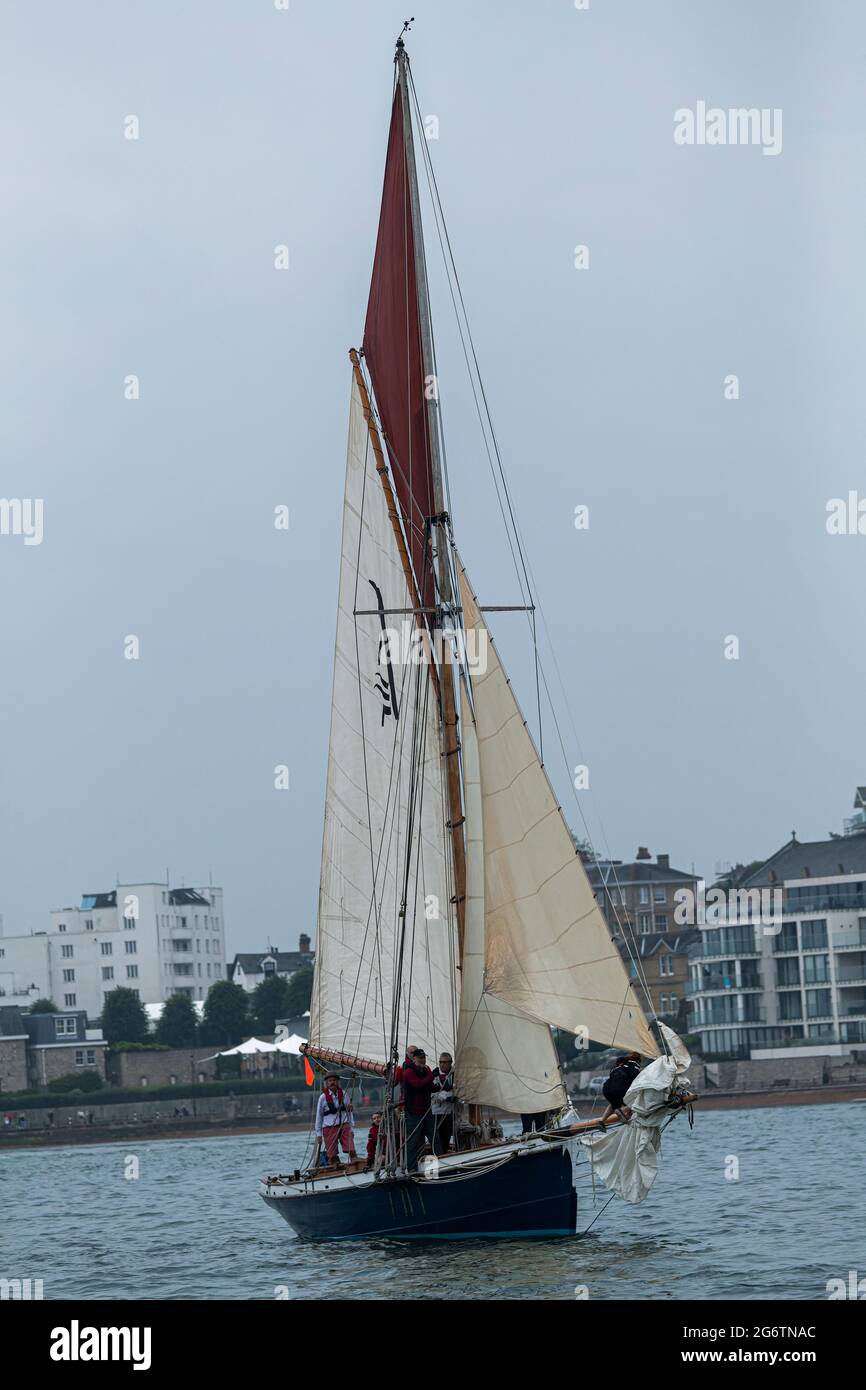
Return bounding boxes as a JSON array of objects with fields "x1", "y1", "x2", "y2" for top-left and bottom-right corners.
[
  {"x1": 457, "y1": 566, "x2": 658, "y2": 1058},
  {"x1": 310, "y1": 375, "x2": 458, "y2": 1063},
  {"x1": 581, "y1": 1024, "x2": 691, "y2": 1202},
  {"x1": 455, "y1": 687, "x2": 566, "y2": 1114}
]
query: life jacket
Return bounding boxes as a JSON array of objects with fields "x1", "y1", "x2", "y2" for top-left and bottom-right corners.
[{"x1": 322, "y1": 1087, "x2": 345, "y2": 1118}]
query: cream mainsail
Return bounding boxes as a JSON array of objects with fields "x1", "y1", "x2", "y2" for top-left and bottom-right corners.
[
  {"x1": 457, "y1": 566, "x2": 658, "y2": 1059},
  {"x1": 309, "y1": 376, "x2": 458, "y2": 1064},
  {"x1": 455, "y1": 687, "x2": 567, "y2": 1112}
]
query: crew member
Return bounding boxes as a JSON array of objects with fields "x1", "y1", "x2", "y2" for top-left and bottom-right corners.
[
  {"x1": 600, "y1": 1052, "x2": 641, "y2": 1126},
  {"x1": 314, "y1": 1073, "x2": 358, "y2": 1166},
  {"x1": 431, "y1": 1052, "x2": 455, "y2": 1155},
  {"x1": 402, "y1": 1048, "x2": 434, "y2": 1171}
]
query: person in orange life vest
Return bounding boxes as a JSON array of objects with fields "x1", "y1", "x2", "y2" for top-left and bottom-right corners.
[
  {"x1": 402, "y1": 1048, "x2": 434, "y2": 1171},
  {"x1": 366, "y1": 1111, "x2": 383, "y2": 1169},
  {"x1": 314, "y1": 1073, "x2": 358, "y2": 1165}
]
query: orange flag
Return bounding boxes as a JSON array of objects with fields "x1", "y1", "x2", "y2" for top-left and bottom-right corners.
[{"x1": 304, "y1": 1055, "x2": 315, "y2": 1087}]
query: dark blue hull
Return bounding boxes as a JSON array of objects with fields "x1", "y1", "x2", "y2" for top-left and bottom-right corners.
[{"x1": 262, "y1": 1143, "x2": 577, "y2": 1240}]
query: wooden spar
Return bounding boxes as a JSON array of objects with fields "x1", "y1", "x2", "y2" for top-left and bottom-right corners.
[
  {"x1": 349, "y1": 348, "x2": 440, "y2": 707},
  {"x1": 539, "y1": 1092, "x2": 700, "y2": 1140},
  {"x1": 396, "y1": 49, "x2": 467, "y2": 957},
  {"x1": 300, "y1": 1042, "x2": 389, "y2": 1079}
]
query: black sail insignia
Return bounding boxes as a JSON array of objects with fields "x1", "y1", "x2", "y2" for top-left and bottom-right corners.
[{"x1": 369, "y1": 578, "x2": 399, "y2": 725}]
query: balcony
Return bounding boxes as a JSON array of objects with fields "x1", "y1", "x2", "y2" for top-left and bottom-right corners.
[
  {"x1": 688, "y1": 941, "x2": 760, "y2": 962},
  {"x1": 784, "y1": 893, "x2": 866, "y2": 915},
  {"x1": 832, "y1": 930, "x2": 866, "y2": 951},
  {"x1": 697, "y1": 1007, "x2": 767, "y2": 1027},
  {"x1": 689, "y1": 973, "x2": 762, "y2": 994}
]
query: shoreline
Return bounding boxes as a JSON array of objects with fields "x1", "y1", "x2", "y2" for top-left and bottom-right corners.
[{"x1": 2, "y1": 1083, "x2": 864, "y2": 1150}]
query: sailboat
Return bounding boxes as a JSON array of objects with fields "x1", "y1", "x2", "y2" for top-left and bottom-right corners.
[{"x1": 261, "y1": 29, "x2": 696, "y2": 1241}]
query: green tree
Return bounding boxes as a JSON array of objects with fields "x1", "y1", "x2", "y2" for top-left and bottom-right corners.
[
  {"x1": 101, "y1": 987, "x2": 150, "y2": 1046},
  {"x1": 155, "y1": 993, "x2": 199, "y2": 1049},
  {"x1": 251, "y1": 974, "x2": 291, "y2": 1035},
  {"x1": 29, "y1": 997, "x2": 59, "y2": 1014},
  {"x1": 200, "y1": 979, "x2": 249, "y2": 1047},
  {"x1": 284, "y1": 964, "x2": 314, "y2": 1017}
]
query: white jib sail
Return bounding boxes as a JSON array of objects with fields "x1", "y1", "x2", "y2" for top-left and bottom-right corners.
[
  {"x1": 455, "y1": 684, "x2": 566, "y2": 1114},
  {"x1": 581, "y1": 1023, "x2": 692, "y2": 1203},
  {"x1": 457, "y1": 565, "x2": 658, "y2": 1058},
  {"x1": 309, "y1": 375, "x2": 458, "y2": 1064}
]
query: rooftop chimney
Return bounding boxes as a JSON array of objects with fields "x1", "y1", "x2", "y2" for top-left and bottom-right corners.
[
  {"x1": 299, "y1": 933, "x2": 311, "y2": 954},
  {"x1": 656, "y1": 853, "x2": 670, "y2": 870},
  {"x1": 636, "y1": 847, "x2": 651, "y2": 861}
]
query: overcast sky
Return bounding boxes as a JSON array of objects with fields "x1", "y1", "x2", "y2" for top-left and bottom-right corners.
[{"x1": 1, "y1": 1, "x2": 863, "y2": 952}]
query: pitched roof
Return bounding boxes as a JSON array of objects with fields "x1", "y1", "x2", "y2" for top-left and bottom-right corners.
[
  {"x1": 741, "y1": 834, "x2": 866, "y2": 888},
  {"x1": 585, "y1": 861, "x2": 696, "y2": 886},
  {"x1": 0, "y1": 1005, "x2": 27, "y2": 1037},
  {"x1": 613, "y1": 930, "x2": 700, "y2": 958},
  {"x1": 230, "y1": 951, "x2": 314, "y2": 976}
]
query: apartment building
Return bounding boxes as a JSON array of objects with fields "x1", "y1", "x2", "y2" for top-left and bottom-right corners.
[
  {"x1": 688, "y1": 810, "x2": 866, "y2": 1058},
  {"x1": 0, "y1": 881, "x2": 226, "y2": 1018}
]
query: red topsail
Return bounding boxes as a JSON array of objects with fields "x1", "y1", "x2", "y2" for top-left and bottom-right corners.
[{"x1": 363, "y1": 87, "x2": 436, "y2": 601}]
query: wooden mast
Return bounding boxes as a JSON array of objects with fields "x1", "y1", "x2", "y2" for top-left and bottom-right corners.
[{"x1": 395, "y1": 42, "x2": 467, "y2": 959}]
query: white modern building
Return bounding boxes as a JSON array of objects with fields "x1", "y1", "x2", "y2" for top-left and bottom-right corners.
[
  {"x1": 0, "y1": 882, "x2": 226, "y2": 1020},
  {"x1": 688, "y1": 800, "x2": 866, "y2": 1058}
]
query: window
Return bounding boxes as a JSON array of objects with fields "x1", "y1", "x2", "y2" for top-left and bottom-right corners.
[
  {"x1": 654, "y1": 914, "x2": 668, "y2": 931},
  {"x1": 805, "y1": 989, "x2": 832, "y2": 1019},
  {"x1": 61, "y1": 944, "x2": 74, "y2": 959},
  {"x1": 776, "y1": 956, "x2": 800, "y2": 986},
  {"x1": 55, "y1": 1017, "x2": 77, "y2": 1037},
  {"x1": 639, "y1": 886, "x2": 650, "y2": 905},
  {"x1": 169, "y1": 1074, "x2": 177, "y2": 1085},
  {"x1": 659, "y1": 993, "x2": 668, "y2": 1014},
  {"x1": 172, "y1": 939, "x2": 191, "y2": 953},
  {"x1": 669, "y1": 992, "x2": 678, "y2": 1012},
  {"x1": 197, "y1": 963, "x2": 202, "y2": 976},
  {"x1": 58, "y1": 922, "x2": 67, "y2": 932},
  {"x1": 85, "y1": 919, "x2": 94, "y2": 931},
  {"x1": 779, "y1": 992, "x2": 802, "y2": 1020},
  {"x1": 64, "y1": 993, "x2": 76, "y2": 1007},
  {"x1": 62, "y1": 968, "x2": 75, "y2": 983},
  {"x1": 196, "y1": 939, "x2": 201, "y2": 953},
  {"x1": 659, "y1": 955, "x2": 674, "y2": 977},
  {"x1": 179, "y1": 916, "x2": 187, "y2": 928},
  {"x1": 804, "y1": 954, "x2": 830, "y2": 984},
  {"x1": 124, "y1": 917, "x2": 135, "y2": 929},
  {"x1": 75, "y1": 1050, "x2": 84, "y2": 1066},
  {"x1": 654, "y1": 886, "x2": 666, "y2": 904},
  {"x1": 801, "y1": 919, "x2": 828, "y2": 950},
  {"x1": 205, "y1": 939, "x2": 210, "y2": 953},
  {"x1": 101, "y1": 966, "x2": 114, "y2": 981},
  {"x1": 127, "y1": 965, "x2": 139, "y2": 979},
  {"x1": 100, "y1": 942, "x2": 112, "y2": 957},
  {"x1": 773, "y1": 922, "x2": 798, "y2": 953},
  {"x1": 639, "y1": 914, "x2": 652, "y2": 933},
  {"x1": 125, "y1": 940, "x2": 137, "y2": 955},
  {"x1": 86, "y1": 1049, "x2": 95, "y2": 1065}
]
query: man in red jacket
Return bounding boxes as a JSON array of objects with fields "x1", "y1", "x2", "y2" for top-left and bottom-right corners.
[{"x1": 402, "y1": 1047, "x2": 434, "y2": 1171}]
